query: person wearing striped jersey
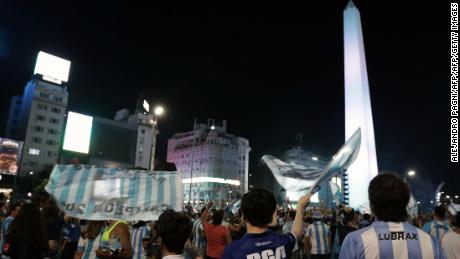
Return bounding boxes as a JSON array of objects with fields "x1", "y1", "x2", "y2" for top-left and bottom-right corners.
[
  {"x1": 192, "y1": 208, "x2": 206, "y2": 257},
  {"x1": 306, "y1": 211, "x2": 331, "y2": 259},
  {"x1": 339, "y1": 173, "x2": 445, "y2": 259},
  {"x1": 74, "y1": 221, "x2": 105, "y2": 259},
  {"x1": 423, "y1": 206, "x2": 451, "y2": 243},
  {"x1": 130, "y1": 221, "x2": 151, "y2": 259}
]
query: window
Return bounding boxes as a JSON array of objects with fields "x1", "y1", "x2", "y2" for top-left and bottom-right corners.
[
  {"x1": 37, "y1": 103, "x2": 48, "y2": 110},
  {"x1": 48, "y1": 128, "x2": 58, "y2": 135},
  {"x1": 29, "y1": 148, "x2": 40, "y2": 155},
  {"x1": 51, "y1": 107, "x2": 61, "y2": 113},
  {"x1": 46, "y1": 140, "x2": 56, "y2": 146},
  {"x1": 49, "y1": 118, "x2": 59, "y2": 124},
  {"x1": 45, "y1": 151, "x2": 53, "y2": 157},
  {"x1": 36, "y1": 115, "x2": 46, "y2": 121},
  {"x1": 33, "y1": 126, "x2": 44, "y2": 132},
  {"x1": 39, "y1": 92, "x2": 49, "y2": 99},
  {"x1": 32, "y1": 137, "x2": 42, "y2": 144},
  {"x1": 53, "y1": 96, "x2": 63, "y2": 102}
]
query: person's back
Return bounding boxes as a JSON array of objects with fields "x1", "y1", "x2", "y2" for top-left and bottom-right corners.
[
  {"x1": 202, "y1": 209, "x2": 231, "y2": 259},
  {"x1": 306, "y1": 219, "x2": 331, "y2": 257},
  {"x1": 222, "y1": 188, "x2": 312, "y2": 259},
  {"x1": 441, "y1": 212, "x2": 460, "y2": 259},
  {"x1": 423, "y1": 206, "x2": 451, "y2": 243},
  {"x1": 339, "y1": 173, "x2": 444, "y2": 259},
  {"x1": 130, "y1": 221, "x2": 150, "y2": 259},
  {"x1": 192, "y1": 213, "x2": 206, "y2": 254},
  {"x1": 4, "y1": 203, "x2": 48, "y2": 259},
  {"x1": 340, "y1": 220, "x2": 442, "y2": 258}
]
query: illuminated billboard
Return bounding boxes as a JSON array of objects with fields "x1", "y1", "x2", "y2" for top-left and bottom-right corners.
[
  {"x1": 0, "y1": 138, "x2": 23, "y2": 175},
  {"x1": 63, "y1": 112, "x2": 93, "y2": 154},
  {"x1": 34, "y1": 51, "x2": 71, "y2": 84},
  {"x1": 143, "y1": 100, "x2": 150, "y2": 113}
]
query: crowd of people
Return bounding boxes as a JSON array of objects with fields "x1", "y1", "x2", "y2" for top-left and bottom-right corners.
[{"x1": 0, "y1": 172, "x2": 458, "y2": 258}]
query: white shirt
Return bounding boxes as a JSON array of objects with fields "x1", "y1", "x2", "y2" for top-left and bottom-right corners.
[
  {"x1": 162, "y1": 255, "x2": 185, "y2": 259},
  {"x1": 442, "y1": 230, "x2": 460, "y2": 259}
]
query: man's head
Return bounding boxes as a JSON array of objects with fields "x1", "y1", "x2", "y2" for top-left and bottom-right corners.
[
  {"x1": 241, "y1": 188, "x2": 277, "y2": 227},
  {"x1": 212, "y1": 210, "x2": 224, "y2": 225},
  {"x1": 157, "y1": 209, "x2": 192, "y2": 255},
  {"x1": 368, "y1": 172, "x2": 410, "y2": 222},
  {"x1": 433, "y1": 206, "x2": 446, "y2": 220}
]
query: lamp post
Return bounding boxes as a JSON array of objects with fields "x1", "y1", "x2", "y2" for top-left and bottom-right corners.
[
  {"x1": 188, "y1": 119, "x2": 197, "y2": 209},
  {"x1": 149, "y1": 105, "x2": 164, "y2": 171}
]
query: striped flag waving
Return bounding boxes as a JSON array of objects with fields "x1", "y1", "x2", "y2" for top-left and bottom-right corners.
[{"x1": 45, "y1": 164, "x2": 183, "y2": 221}]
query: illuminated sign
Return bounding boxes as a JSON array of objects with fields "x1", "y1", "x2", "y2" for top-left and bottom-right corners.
[
  {"x1": 143, "y1": 100, "x2": 150, "y2": 113},
  {"x1": 63, "y1": 112, "x2": 93, "y2": 154},
  {"x1": 34, "y1": 51, "x2": 71, "y2": 85},
  {"x1": 182, "y1": 177, "x2": 240, "y2": 186},
  {"x1": 0, "y1": 138, "x2": 23, "y2": 175}
]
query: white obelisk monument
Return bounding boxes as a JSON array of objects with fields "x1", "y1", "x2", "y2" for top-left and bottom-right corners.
[{"x1": 344, "y1": 0, "x2": 379, "y2": 210}]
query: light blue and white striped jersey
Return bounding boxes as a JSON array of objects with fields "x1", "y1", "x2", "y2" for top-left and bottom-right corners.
[
  {"x1": 422, "y1": 220, "x2": 451, "y2": 243},
  {"x1": 131, "y1": 225, "x2": 150, "y2": 259},
  {"x1": 307, "y1": 221, "x2": 331, "y2": 255},
  {"x1": 77, "y1": 232, "x2": 103, "y2": 259},
  {"x1": 339, "y1": 221, "x2": 445, "y2": 259},
  {"x1": 192, "y1": 218, "x2": 206, "y2": 249}
]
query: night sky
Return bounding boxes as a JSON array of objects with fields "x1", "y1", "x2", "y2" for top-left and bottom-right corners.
[{"x1": 0, "y1": 2, "x2": 457, "y2": 201}]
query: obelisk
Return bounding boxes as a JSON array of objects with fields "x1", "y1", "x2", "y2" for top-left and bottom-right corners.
[{"x1": 344, "y1": 0, "x2": 379, "y2": 210}]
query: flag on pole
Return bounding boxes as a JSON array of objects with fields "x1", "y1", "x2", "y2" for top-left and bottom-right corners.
[{"x1": 45, "y1": 164, "x2": 183, "y2": 221}]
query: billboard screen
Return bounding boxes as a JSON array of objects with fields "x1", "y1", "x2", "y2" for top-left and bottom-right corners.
[
  {"x1": 0, "y1": 138, "x2": 23, "y2": 175},
  {"x1": 34, "y1": 51, "x2": 71, "y2": 84},
  {"x1": 63, "y1": 112, "x2": 93, "y2": 154}
]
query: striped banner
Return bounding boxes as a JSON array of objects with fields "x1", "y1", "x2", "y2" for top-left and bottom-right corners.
[{"x1": 45, "y1": 164, "x2": 183, "y2": 221}]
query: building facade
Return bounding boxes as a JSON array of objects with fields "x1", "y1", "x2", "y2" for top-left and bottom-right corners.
[
  {"x1": 5, "y1": 77, "x2": 69, "y2": 176},
  {"x1": 167, "y1": 120, "x2": 250, "y2": 206},
  {"x1": 61, "y1": 109, "x2": 156, "y2": 170}
]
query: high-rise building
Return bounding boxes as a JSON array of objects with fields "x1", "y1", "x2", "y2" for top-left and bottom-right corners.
[
  {"x1": 167, "y1": 120, "x2": 250, "y2": 206},
  {"x1": 6, "y1": 77, "x2": 69, "y2": 176},
  {"x1": 344, "y1": 0, "x2": 379, "y2": 209},
  {"x1": 5, "y1": 51, "x2": 71, "y2": 176}
]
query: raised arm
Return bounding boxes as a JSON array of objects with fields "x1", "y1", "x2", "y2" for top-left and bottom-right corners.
[
  {"x1": 201, "y1": 201, "x2": 213, "y2": 225},
  {"x1": 291, "y1": 194, "x2": 311, "y2": 238}
]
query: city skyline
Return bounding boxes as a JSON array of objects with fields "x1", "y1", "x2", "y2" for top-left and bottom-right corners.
[{"x1": 0, "y1": 1, "x2": 457, "y2": 199}]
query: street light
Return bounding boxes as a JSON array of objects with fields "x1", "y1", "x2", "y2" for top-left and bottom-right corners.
[
  {"x1": 154, "y1": 106, "x2": 164, "y2": 116},
  {"x1": 446, "y1": 195, "x2": 451, "y2": 199},
  {"x1": 407, "y1": 170, "x2": 416, "y2": 177},
  {"x1": 312, "y1": 156, "x2": 318, "y2": 161}
]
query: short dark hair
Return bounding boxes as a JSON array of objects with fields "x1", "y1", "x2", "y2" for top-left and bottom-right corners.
[
  {"x1": 157, "y1": 209, "x2": 192, "y2": 254},
  {"x1": 241, "y1": 188, "x2": 277, "y2": 227},
  {"x1": 434, "y1": 206, "x2": 446, "y2": 219},
  {"x1": 212, "y1": 210, "x2": 224, "y2": 225},
  {"x1": 363, "y1": 213, "x2": 371, "y2": 221},
  {"x1": 368, "y1": 172, "x2": 410, "y2": 222}
]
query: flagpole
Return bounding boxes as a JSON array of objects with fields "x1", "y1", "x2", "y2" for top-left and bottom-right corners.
[{"x1": 188, "y1": 119, "x2": 197, "y2": 210}]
